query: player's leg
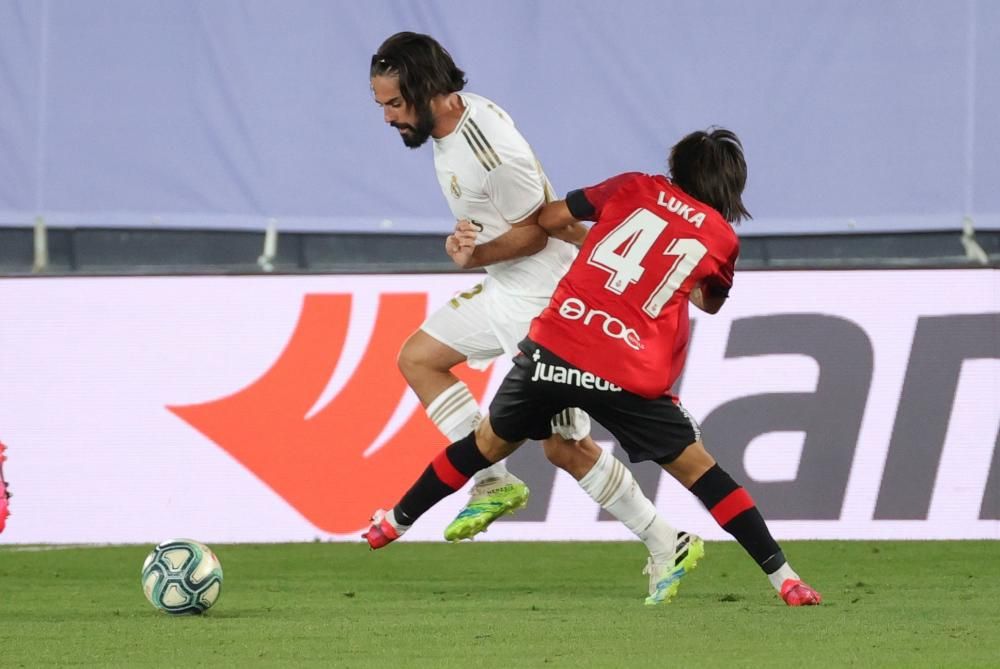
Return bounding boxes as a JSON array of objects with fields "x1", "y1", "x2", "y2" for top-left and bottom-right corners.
[
  {"x1": 661, "y1": 436, "x2": 822, "y2": 606},
  {"x1": 364, "y1": 417, "x2": 525, "y2": 549},
  {"x1": 399, "y1": 329, "x2": 529, "y2": 541},
  {"x1": 399, "y1": 292, "x2": 528, "y2": 528},
  {"x1": 365, "y1": 357, "x2": 552, "y2": 549},
  {"x1": 541, "y1": 414, "x2": 691, "y2": 600},
  {"x1": 397, "y1": 327, "x2": 491, "y2": 450},
  {"x1": 584, "y1": 398, "x2": 707, "y2": 605}
]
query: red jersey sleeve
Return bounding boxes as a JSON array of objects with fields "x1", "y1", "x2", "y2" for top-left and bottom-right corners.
[
  {"x1": 705, "y1": 242, "x2": 739, "y2": 297},
  {"x1": 565, "y1": 172, "x2": 645, "y2": 221}
]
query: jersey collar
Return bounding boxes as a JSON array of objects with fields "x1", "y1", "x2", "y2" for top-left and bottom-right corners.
[{"x1": 434, "y1": 93, "x2": 472, "y2": 144}]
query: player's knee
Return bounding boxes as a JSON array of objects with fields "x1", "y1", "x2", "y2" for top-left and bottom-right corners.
[
  {"x1": 396, "y1": 343, "x2": 418, "y2": 381},
  {"x1": 396, "y1": 344, "x2": 419, "y2": 381},
  {"x1": 661, "y1": 441, "x2": 716, "y2": 489},
  {"x1": 398, "y1": 333, "x2": 456, "y2": 382},
  {"x1": 397, "y1": 337, "x2": 431, "y2": 382}
]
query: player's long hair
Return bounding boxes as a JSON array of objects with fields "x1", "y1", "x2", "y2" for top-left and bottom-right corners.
[
  {"x1": 669, "y1": 128, "x2": 752, "y2": 223},
  {"x1": 370, "y1": 32, "x2": 467, "y2": 110}
]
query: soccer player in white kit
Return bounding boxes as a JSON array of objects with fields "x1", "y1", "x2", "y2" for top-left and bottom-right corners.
[{"x1": 369, "y1": 32, "x2": 700, "y2": 601}]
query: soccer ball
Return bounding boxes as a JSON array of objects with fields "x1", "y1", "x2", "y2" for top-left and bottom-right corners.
[{"x1": 141, "y1": 539, "x2": 223, "y2": 614}]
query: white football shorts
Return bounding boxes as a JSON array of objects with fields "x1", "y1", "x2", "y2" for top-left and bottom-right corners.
[{"x1": 421, "y1": 279, "x2": 591, "y2": 441}]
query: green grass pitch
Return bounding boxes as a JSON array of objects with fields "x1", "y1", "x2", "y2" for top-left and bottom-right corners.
[{"x1": 1, "y1": 541, "x2": 997, "y2": 667}]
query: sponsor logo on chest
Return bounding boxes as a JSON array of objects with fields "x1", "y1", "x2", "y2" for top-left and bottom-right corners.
[{"x1": 558, "y1": 297, "x2": 642, "y2": 350}]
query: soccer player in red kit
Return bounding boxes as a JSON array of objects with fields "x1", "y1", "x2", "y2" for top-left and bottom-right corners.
[{"x1": 365, "y1": 128, "x2": 822, "y2": 607}]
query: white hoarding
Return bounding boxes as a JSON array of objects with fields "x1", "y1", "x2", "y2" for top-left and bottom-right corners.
[{"x1": 0, "y1": 270, "x2": 997, "y2": 544}]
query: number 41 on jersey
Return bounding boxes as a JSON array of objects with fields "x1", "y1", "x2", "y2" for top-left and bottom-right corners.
[{"x1": 587, "y1": 208, "x2": 708, "y2": 319}]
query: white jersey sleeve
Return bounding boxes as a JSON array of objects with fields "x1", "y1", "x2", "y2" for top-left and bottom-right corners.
[
  {"x1": 483, "y1": 155, "x2": 546, "y2": 224},
  {"x1": 432, "y1": 93, "x2": 576, "y2": 298}
]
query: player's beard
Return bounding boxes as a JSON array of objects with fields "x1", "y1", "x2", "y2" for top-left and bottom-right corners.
[{"x1": 392, "y1": 103, "x2": 435, "y2": 148}]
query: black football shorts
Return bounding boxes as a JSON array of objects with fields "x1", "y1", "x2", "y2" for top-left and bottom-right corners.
[{"x1": 489, "y1": 339, "x2": 701, "y2": 464}]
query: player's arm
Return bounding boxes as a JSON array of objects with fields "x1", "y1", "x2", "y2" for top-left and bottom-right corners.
[
  {"x1": 453, "y1": 208, "x2": 548, "y2": 269},
  {"x1": 537, "y1": 200, "x2": 590, "y2": 246},
  {"x1": 690, "y1": 282, "x2": 728, "y2": 314},
  {"x1": 690, "y1": 245, "x2": 738, "y2": 314},
  {"x1": 447, "y1": 156, "x2": 555, "y2": 269},
  {"x1": 539, "y1": 175, "x2": 640, "y2": 246}
]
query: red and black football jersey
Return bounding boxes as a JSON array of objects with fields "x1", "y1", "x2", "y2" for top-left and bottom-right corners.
[{"x1": 529, "y1": 172, "x2": 739, "y2": 398}]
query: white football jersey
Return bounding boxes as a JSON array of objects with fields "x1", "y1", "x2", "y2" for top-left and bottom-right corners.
[{"x1": 433, "y1": 92, "x2": 577, "y2": 298}]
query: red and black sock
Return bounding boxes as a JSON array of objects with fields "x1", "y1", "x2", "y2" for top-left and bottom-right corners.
[
  {"x1": 689, "y1": 464, "x2": 786, "y2": 574},
  {"x1": 394, "y1": 432, "x2": 492, "y2": 526}
]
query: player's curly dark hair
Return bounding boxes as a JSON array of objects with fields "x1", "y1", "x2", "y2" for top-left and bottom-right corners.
[
  {"x1": 669, "y1": 127, "x2": 751, "y2": 223},
  {"x1": 370, "y1": 32, "x2": 467, "y2": 110}
]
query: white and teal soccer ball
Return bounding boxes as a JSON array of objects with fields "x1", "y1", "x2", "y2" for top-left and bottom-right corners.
[{"x1": 141, "y1": 539, "x2": 223, "y2": 615}]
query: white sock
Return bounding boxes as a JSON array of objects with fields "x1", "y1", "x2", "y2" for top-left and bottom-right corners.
[
  {"x1": 425, "y1": 381, "x2": 481, "y2": 441},
  {"x1": 578, "y1": 448, "x2": 677, "y2": 563},
  {"x1": 424, "y1": 382, "x2": 510, "y2": 485},
  {"x1": 384, "y1": 509, "x2": 409, "y2": 534},
  {"x1": 767, "y1": 562, "x2": 800, "y2": 591},
  {"x1": 473, "y1": 460, "x2": 510, "y2": 484}
]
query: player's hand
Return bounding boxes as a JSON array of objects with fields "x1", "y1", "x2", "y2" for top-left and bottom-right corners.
[{"x1": 446, "y1": 219, "x2": 479, "y2": 268}]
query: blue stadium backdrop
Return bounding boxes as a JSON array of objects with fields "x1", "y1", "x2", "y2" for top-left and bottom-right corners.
[{"x1": 0, "y1": 0, "x2": 997, "y2": 236}]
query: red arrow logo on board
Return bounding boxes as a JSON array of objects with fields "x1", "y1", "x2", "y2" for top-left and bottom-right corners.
[{"x1": 168, "y1": 293, "x2": 491, "y2": 534}]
